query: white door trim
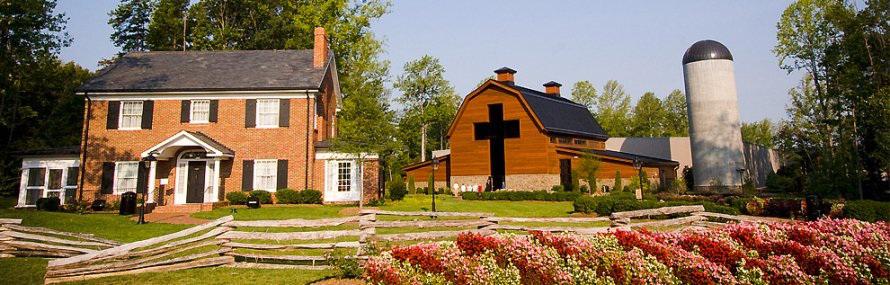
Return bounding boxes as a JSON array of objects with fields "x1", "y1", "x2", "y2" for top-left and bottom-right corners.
[{"x1": 174, "y1": 150, "x2": 218, "y2": 205}]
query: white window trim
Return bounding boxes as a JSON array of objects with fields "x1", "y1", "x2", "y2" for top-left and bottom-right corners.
[
  {"x1": 119, "y1": 101, "x2": 143, "y2": 130},
  {"x1": 113, "y1": 161, "x2": 139, "y2": 195},
  {"x1": 252, "y1": 159, "x2": 278, "y2": 192},
  {"x1": 190, "y1": 99, "x2": 211, "y2": 124},
  {"x1": 337, "y1": 161, "x2": 353, "y2": 192},
  {"x1": 255, "y1": 99, "x2": 280, "y2": 129}
]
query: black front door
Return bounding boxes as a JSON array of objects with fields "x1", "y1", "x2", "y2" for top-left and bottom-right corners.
[
  {"x1": 560, "y1": 159, "x2": 572, "y2": 190},
  {"x1": 186, "y1": 161, "x2": 206, "y2": 203}
]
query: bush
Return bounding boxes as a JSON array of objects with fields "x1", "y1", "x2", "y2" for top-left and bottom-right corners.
[
  {"x1": 551, "y1": 185, "x2": 564, "y2": 192},
  {"x1": 227, "y1": 192, "x2": 249, "y2": 205},
  {"x1": 389, "y1": 175, "x2": 407, "y2": 201},
  {"x1": 249, "y1": 190, "x2": 272, "y2": 204},
  {"x1": 460, "y1": 191, "x2": 580, "y2": 201},
  {"x1": 36, "y1": 197, "x2": 61, "y2": 211},
  {"x1": 407, "y1": 176, "x2": 416, "y2": 194},
  {"x1": 275, "y1": 189, "x2": 300, "y2": 204},
  {"x1": 299, "y1": 189, "x2": 323, "y2": 204},
  {"x1": 682, "y1": 166, "x2": 694, "y2": 191},
  {"x1": 843, "y1": 200, "x2": 890, "y2": 222},
  {"x1": 765, "y1": 172, "x2": 794, "y2": 192},
  {"x1": 763, "y1": 198, "x2": 802, "y2": 218},
  {"x1": 573, "y1": 195, "x2": 597, "y2": 214},
  {"x1": 613, "y1": 171, "x2": 623, "y2": 192}
]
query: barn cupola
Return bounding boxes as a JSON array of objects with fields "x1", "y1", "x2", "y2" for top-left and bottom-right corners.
[
  {"x1": 543, "y1": 81, "x2": 562, "y2": 96},
  {"x1": 494, "y1": 67, "x2": 517, "y2": 85}
]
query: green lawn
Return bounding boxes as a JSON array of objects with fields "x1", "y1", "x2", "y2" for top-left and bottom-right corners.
[
  {"x1": 0, "y1": 198, "x2": 189, "y2": 243},
  {"x1": 63, "y1": 267, "x2": 339, "y2": 285},
  {"x1": 0, "y1": 258, "x2": 47, "y2": 285},
  {"x1": 193, "y1": 204, "x2": 353, "y2": 220},
  {"x1": 378, "y1": 194, "x2": 574, "y2": 217}
]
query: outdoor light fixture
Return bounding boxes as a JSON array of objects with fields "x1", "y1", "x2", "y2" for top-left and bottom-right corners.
[
  {"x1": 138, "y1": 152, "x2": 158, "y2": 224},
  {"x1": 633, "y1": 159, "x2": 643, "y2": 200},
  {"x1": 431, "y1": 157, "x2": 440, "y2": 215}
]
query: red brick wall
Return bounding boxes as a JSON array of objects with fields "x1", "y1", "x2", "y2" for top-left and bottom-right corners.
[{"x1": 80, "y1": 97, "x2": 316, "y2": 202}]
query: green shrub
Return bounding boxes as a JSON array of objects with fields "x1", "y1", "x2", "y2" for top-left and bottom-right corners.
[
  {"x1": 551, "y1": 185, "x2": 564, "y2": 192},
  {"x1": 613, "y1": 171, "x2": 623, "y2": 192},
  {"x1": 460, "y1": 191, "x2": 580, "y2": 201},
  {"x1": 226, "y1": 192, "x2": 248, "y2": 205},
  {"x1": 388, "y1": 175, "x2": 407, "y2": 201},
  {"x1": 573, "y1": 196, "x2": 597, "y2": 214},
  {"x1": 36, "y1": 197, "x2": 61, "y2": 211},
  {"x1": 407, "y1": 176, "x2": 416, "y2": 194},
  {"x1": 427, "y1": 174, "x2": 435, "y2": 195},
  {"x1": 843, "y1": 200, "x2": 890, "y2": 222},
  {"x1": 275, "y1": 189, "x2": 300, "y2": 204},
  {"x1": 249, "y1": 190, "x2": 272, "y2": 204},
  {"x1": 299, "y1": 189, "x2": 323, "y2": 204},
  {"x1": 763, "y1": 198, "x2": 802, "y2": 218},
  {"x1": 765, "y1": 172, "x2": 794, "y2": 192}
]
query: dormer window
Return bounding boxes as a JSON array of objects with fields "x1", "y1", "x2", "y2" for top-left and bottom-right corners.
[{"x1": 190, "y1": 100, "x2": 210, "y2": 123}]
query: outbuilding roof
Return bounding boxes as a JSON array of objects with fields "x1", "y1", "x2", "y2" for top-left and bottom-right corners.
[
  {"x1": 513, "y1": 85, "x2": 609, "y2": 140},
  {"x1": 682, "y1": 40, "x2": 733, "y2": 64},
  {"x1": 78, "y1": 50, "x2": 327, "y2": 92}
]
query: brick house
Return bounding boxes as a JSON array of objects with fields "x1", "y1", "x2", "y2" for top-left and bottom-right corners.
[
  {"x1": 404, "y1": 68, "x2": 678, "y2": 192},
  {"x1": 16, "y1": 27, "x2": 379, "y2": 210}
]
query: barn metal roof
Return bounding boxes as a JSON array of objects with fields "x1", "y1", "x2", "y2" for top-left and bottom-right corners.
[
  {"x1": 513, "y1": 85, "x2": 609, "y2": 140},
  {"x1": 682, "y1": 40, "x2": 733, "y2": 64}
]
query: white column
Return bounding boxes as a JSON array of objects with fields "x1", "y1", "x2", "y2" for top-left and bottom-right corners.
[
  {"x1": 147, "y1": 161, "x2": 157, "y2": 203},
  {"x1": 212, "y1": 159, "x2": 221, "y2": 203},
  {"x1": 17, "y1": 168, "x2": 28, "y2": 207}
]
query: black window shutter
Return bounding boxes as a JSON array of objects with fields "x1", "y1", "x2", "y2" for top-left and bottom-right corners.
[
  {"x1": 279, "y1": 99, "x2": 290, "y2": 127},
  {"x1": 277, "y1": 160, "x2": 288, "y2": 190},
  {"x1": 66, "y1": 167, "x2": 79, "y2": 186},
  {"x1": 209, "y1": 100, "x2": 219, "y2": 122},
  {"x1": 106, "y1": 101, "x2": 120, "y2": 129},
  {"x1": 141, "y1": 100, "x2": 154, "y2": 129},
  {"x1": 136, "y1": 162, "x2": 148, "y2": 194},
  {"x1": 242, "y1": 160, "x2": 254, "y2": 191},
  {"x1": 101, "y1": 162, "x2": 115, "y2": 194},
  {"x1": 180, "y1": 100, "x2": 191, "y2": 123},
  {"x1": 27, "y1": 168, "x2": 46, "y2": 186},
  {"x1": 245, "y1": 99, "x2": 256, "y2": 128}
]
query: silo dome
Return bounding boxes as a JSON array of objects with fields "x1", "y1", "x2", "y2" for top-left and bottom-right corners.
[{"x1": 682, "y1": 40, "x2": 733, "y2": 64}]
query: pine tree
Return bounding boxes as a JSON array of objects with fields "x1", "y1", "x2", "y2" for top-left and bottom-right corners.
[
  {"x1": 108, "y1": 0, "x2": 155, "y2": 52},
  {"x1": 147, "y1": 0, "x2": 189, "y2": 51}
]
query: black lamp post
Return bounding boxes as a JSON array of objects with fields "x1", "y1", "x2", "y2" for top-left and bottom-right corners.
[
  {"x1": 633, "y1": 159, "x2": 643, "y2": 200},
  {"x1": 138, "y1": 153, "x2": 157, "y2": 224},
  {"x1": 431, "y1": 157, "x2": 439, "y2": 215}
]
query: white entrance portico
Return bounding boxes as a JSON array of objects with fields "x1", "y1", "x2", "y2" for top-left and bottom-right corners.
[{"x1": 141, "y1": 131, "x2": 233, "y2": 205}]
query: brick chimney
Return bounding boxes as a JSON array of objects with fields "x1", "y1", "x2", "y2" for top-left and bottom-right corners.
[
  {"x1": 494, "y1": 67, "x2": 516, "y2": 85},
  {"x1": 543, "y1": 81, "x2": 562, "y2": 96},
  {"x1": 314, "y1": 27, "x2": 327, "y2": 69}
]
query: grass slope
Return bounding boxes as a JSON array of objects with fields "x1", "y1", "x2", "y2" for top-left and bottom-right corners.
[
  {"x1": 0, "y1": 258, "x2": 47, "y2": 285},
  {"x1": 62, "y1": 267, "x2": 338, "y2": 285}
]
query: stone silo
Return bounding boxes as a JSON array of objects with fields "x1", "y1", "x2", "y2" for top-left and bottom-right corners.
[{"x1": 682, "y1": 40, "x2": 746, "y2": 191}]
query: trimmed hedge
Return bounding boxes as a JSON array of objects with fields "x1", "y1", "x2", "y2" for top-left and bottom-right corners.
[
  {"x1": 572, "y1": 192, "x2": 740, "y2": 215},
  {"x1": 249, "y1": 190, "x2": 272, "y2": 204},
  {"x1": 274, "y1": 189, "x2": 323, "y2": 204},
  {"x1": 461, "y1": 191, "x2": 581, "y2": 201},
  {"x1": 843, "y1": 200, "x2": 890, "y2": 222},
  {"x1": 226, "y1": 192, "x2": 248, "y2": 205}
]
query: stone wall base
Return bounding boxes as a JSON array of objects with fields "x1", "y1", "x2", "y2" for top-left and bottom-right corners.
[{"x1": 452, "y1": 174, "x2": 560, "y2": 191}]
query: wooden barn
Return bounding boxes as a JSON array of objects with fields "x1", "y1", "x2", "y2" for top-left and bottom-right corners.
[{"x1": 404, "y1": 67, "x2": 679, "y2": 192}]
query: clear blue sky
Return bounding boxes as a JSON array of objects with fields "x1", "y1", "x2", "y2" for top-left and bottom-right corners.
[{"x1": 58, "y1": 0, "x2": 798, "y2": 122}]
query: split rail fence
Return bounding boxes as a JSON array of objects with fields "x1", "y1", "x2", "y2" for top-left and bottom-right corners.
[{"x1": 22, "y1": 204, "x2": 778, "y2": 283}]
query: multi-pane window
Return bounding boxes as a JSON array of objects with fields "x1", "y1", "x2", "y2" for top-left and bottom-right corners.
[
  {"x1": 337, "y1": 162, "x2": 352, "y2": 192},
  {"x1": 190, "y1": 100, "x2": 210, "y2": 123},
  {"x1": 114, "y1": 161, "x2": 139, "y2": 194},
  {"x1": 119, "y1": 101, "x2": 143, "y2": 129},
  {"x1": 253, "y1": 160, "x2": 278, "y2": 191},
  {"x1": 574, "y1": 139, "x2": 587, "y2": 145},
  {"x1": 256, "y1": 99, "x2": 280, "y2": 128},
  {"x1": 24, "y1": 168, "x2": 45, "y2": 206}
]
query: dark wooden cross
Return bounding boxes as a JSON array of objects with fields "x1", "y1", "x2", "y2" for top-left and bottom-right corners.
[{"x1": 473, "y1": 104, "x2": 519, "y2": 190}]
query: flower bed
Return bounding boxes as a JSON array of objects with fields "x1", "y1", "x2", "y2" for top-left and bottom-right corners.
[{"x1": 364, "y1": 219, "x2": 890, "y2": 284}]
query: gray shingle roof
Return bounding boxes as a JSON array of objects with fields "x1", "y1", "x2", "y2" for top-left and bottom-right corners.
[
  {"x1": 513, "y1": 85, "x2": 609, "y2": 140},
  {"x1": 78, "y1": 50, "x2": 326, "y2": 92}
]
